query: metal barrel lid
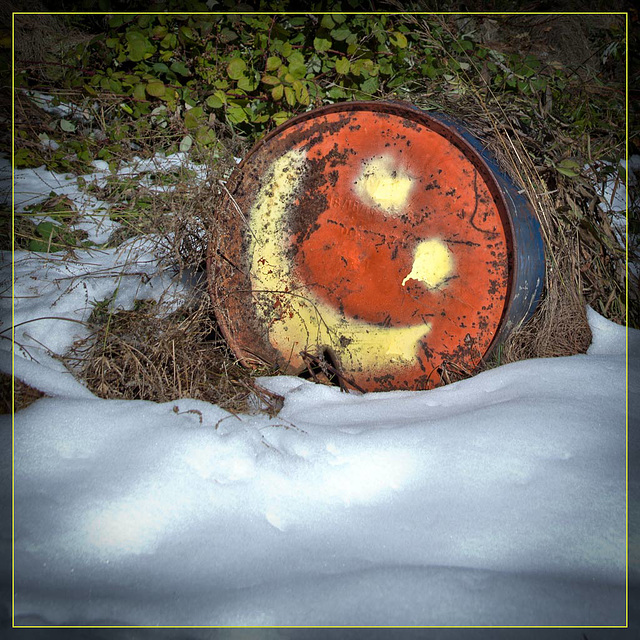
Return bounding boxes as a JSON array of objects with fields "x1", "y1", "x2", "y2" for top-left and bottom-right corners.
[{"x1": 208, "y1": 101, "x2": 545, "y2": 392}]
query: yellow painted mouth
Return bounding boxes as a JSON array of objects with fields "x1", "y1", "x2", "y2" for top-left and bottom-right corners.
[{"x1": 249, "y1": 148, "x2": 431, "y2": 372}]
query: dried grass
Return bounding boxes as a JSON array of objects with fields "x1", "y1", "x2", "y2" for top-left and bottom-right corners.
[
  {"x1": 12, "y1": 8, "x2": 92, "y2": 85},
  {"x1": 0, "y1": 373, "x2": 46, "y2": 414},
  {"x1": 64, "y1": 295, "x2": 277, "y2": 413}
]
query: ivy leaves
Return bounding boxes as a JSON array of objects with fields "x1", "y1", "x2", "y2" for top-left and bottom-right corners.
[
  {"x1": 62, "y1": 12, "x2": 581, "y2": 151},
  {"x1": 68, "y1": 12, "x2": 425, "y2": 145},
  {"x1": 260, "y1": 50, "x2": 311, "y2": 108}
]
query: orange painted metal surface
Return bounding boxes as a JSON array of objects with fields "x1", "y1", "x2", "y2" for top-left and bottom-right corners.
[{"x1": 208, "y1": 102, "x2": 520, "y2": 392}]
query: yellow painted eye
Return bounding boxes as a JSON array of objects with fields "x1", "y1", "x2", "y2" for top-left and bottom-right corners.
[
  {"x1": 402, "y1": 238, "x2": 454, "y2": 290},
  {"x1": 354, "y1": 156, "x2": 413, "y2": 214}
]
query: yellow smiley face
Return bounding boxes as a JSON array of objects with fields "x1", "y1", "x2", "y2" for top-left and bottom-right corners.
[{"x1": 249, "y1": 148, "x2": 434, "y2": 373}]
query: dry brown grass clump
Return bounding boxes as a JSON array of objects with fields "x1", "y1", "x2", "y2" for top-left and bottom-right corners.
[
  {"x1": 12, "y1": 7, "x2": 92, "y2": 85},
  {"x1": 64, "y1": 296, "x2": 279, "y2": 414}
]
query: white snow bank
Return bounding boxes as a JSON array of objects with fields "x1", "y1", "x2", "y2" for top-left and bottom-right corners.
[
  {"x1": 6, "y1": 144, "x2": 209, "y2": 249},
  {"x1": 1, "y1": 236, "x2": 187, "y2": 376},
  {"x1": 11, "y1": 309, "x2": 631, "y2": 627},
  {"x1": 10, "y1": 159, "x2": 118, "y2": 245}
]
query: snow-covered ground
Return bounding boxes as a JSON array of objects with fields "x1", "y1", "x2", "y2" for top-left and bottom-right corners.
[
  {"x1": 1, "y1": 145, "x2": 637, "y2": 633},
  {"x1": 3, "y1": 308, "x2": 635, "y2": 629}
]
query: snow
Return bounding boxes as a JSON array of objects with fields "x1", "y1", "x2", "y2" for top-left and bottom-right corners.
[
  {"x1": 5, "y1": 313, "x2": 634, "y2": 628},
  {"x1": 23, "y1": 91, "x2": 77, "y2": 118},
  {"x1": 2, "y1": 146, "x2": 636, "y2": 631},
  {"x1": 587, "y1": 155, "x2": 640, "y2": 259}
]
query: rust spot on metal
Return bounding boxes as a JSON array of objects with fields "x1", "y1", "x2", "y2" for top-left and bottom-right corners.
[{"x1": 208, "y1": 101, "x2": 544, "y2": 392}]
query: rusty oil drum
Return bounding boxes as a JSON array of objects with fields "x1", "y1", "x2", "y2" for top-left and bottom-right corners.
[{"x1": 208, "y1": 101, "x2": 545, "y2": 392}]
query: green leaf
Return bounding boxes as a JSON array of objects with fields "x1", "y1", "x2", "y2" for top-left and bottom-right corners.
[
  {"x1": 287, "y1": 51, "x2": 305, "y2": 65},
  {"x1": 288, "y1": 17, "x2": 307, "y2": 27},
  {"x1": 237, "y1": 73, "x2": 258, "y2": 92},
  {"x1": 195, "y1": 125, "x2": 216, "y2": 145},
  {"x1": 271, "y1": 110, "x2": 290, "y2": 125},
  {"x1": 60, "y1": 119, "x2": 76, "y2": 132},
  {"x1": 293, "y1": 80, "x2": 310, "y2": 105},
  {"x1": 126, "y1": 30, "x2": 155, "y2": 62},
  {"x1": 29, "y1": 239, "x2": 60, "y2": 252},
  {"x1": 152, "y1": 25, "x2": 168, "y2": 38},
  {"x1": 226, "y1": 105, "x2": 248, "y2": 124},
  {"x1": 530, "y1": 77, "x2": 547, "y2": 91},
  {"x1": 320, "y1": 14, "x2": 335, "y2": 29},
  {"x1": 14, "y1": 148, "x2": 40, "y2": 168},
  {"x1": 362, "y1": 59, "x2": 378, "y2": 76},
  {"x1": 127, "y1": 40, "x2": 149, "y2": 62},
  {"x1": 280, "y1": 41, "x2": 293, "y2": 57},
  {"x1": 227, "y1": 57, "x2": 247, "y2": 80},
  {"x1": 307, "y1": 53, "x2": 322, "y2": 74},
  {"x1": 261, "y1": 74, "x2": 280, "y2": 86},
  {"x1": 170, "y1": 61, "x2": 191, "y2": 77},
  {"x1": 146, "y1": 81, "x2": 166, "y2": 97},
  {"x1": 35, "y1": 221, "x2": 56, "y2": 240},
  {"x1": 206, "y1": 91, "x2": 225, "y2": 108},
  {"x1": 556, "y1": 159, "x2": 581, "y2": 178},
  {"x1": 360, "y1": 76, "x2": 378, "y2": 94},
  {"x1": 133, "y1": 82, "x2": 147, "y2": 101},
  {"x1": 284, "y1": 86, "x2": 296, "y2": 106},
  {"x1": 271, "y1": 83, "x2": 284, "y2": 100},
  {"x1": 379, "y1": 59, "x2": 393, "y2": 75},
  {"x1": 160, "y1": 33, "x2": 177, "y2": 50},
  {"x1": 220, "y1": 27, "x2": 238, "y2": 43},
  {"x1": 184, "y1": 106, "x2": 204, "y2": 129},
  {"x1": 390, "y1": 31, "x2": 408, "y2": 48},
  {"x1": 266, "y1": 56, "x2": 281, "y2": 71},
  {"x1": 288, "y1": 60, "x2": 307, "y2": 80},
  {"x1": 180, "y1": 26, "x2": 196, "y2": 41},
  {"x1": 179, "y1": 135, "x2": 193, "y2": 152},
  {"x1": 350, "y1": 59, "x2": 363, "y2": 76},
  {"x1": 331, "y1": 27, "x2": 351, "y2": 41},
  {"x1": 314, "y1": 36, "x2": 331, "y2": 52},
  {"x1": 335, "y1": 57, "x2": 350, "y2": 75},
  {"x1": 327, "y1": 86, "x2": 347, "y2": 99}
]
